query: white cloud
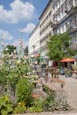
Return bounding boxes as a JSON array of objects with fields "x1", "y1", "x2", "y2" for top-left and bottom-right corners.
[
  {"x1": 19, "y1": 23, "x2": 36, "y2": 33},
  {"x1": 0, "y1": 0, "x2": 35, "y2": 23},
  {"x1": 0, "y1": 29, "x2": 13, "y2": 40}
]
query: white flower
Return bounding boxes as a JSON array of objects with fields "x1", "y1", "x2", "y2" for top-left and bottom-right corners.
[
  {"x1": 14, "y1": 50, "x2": 16, "y2": 53},
  {"x1": 5, "y1": 48, "x2": 8, "y2": 51}
]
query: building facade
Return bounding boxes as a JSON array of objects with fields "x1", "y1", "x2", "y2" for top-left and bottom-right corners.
[
  {"x1": 29, "y1": 0, "x2": 77, "y2": 60},
  {"x1": 39, "y1": 1, "x2": 52, "y2": 57},
  {"x1": 29, "y1": 24, "x2": 40, "y2": 58},
  {"x1": 51, "y1": 0, "x2": 77, "y2": 49}
]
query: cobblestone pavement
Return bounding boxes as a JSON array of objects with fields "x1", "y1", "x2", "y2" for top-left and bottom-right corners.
[
  {"x1": 59, "y1": 75, "x2": 77, "y2": 110},
  {"x1": 40, "y1": 75, "x2": 77, "y2": 110}
]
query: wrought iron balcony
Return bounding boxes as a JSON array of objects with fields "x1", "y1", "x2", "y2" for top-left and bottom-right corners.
[
  {"x1": 65, "y1": 0, "x2": 77, "y2": 15},
  {"x1": 68, "y1": 26, "x2": 77, "y2": 33},
  {"x1": 70, "y1": 43, "x2": 77, "y2": 51},
  {"x1": 51, "y1": 19, "x2": 58, "y2": 28}
]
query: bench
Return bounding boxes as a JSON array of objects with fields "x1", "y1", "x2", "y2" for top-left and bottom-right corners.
[
  {"x1": 51, "y1": 78, "x2": 65, "y2": 88},
  {"x1": 44, "y1": 68, "x2": 60, "y2": 78}
]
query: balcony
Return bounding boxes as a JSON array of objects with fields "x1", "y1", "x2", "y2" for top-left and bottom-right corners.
[
  {"x1": 65, "y1": 0, "x2": 77, "y2": 15},
  {"x1": 51, "y1": 20, "x2": 58, "y2": 28},
  {"x1": 70, "y1": 43, "x2": 77, "y2": 51},
  {"x1": 68, "y1": 26, "x2": 77, "y2": 33}
]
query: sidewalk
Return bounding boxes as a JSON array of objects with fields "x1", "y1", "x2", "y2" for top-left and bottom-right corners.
[
  {"x1": 40, "y1": 75, "x2": 77, "y2": 110},
  {"x1": 59, "y1": 75, "x2": 77, "y2": 110}
]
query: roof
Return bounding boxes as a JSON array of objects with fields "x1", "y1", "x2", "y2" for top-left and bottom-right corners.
[{"x1": 39, "y1": 0, "x2": 52, "y2": 19}]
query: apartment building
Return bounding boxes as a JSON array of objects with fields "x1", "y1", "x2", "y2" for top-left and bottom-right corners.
[
  {"x1": 51, "y1": 0, "x2": 77, "y2": 48},
  {"x1": 29, "y1": 24, "x2": 40, "y2": 58},
  {"x1": 39, "y1": 0, "x2": 52, "y2": 57},
  {"x1": 29, "y1": 0, "x2": 77, "y2": 60}
]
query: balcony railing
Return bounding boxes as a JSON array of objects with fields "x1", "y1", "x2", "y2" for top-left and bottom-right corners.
[
  {"x1": 68, "y1": 26, "x2": 77, "y2": 33},
  {"x1": 65, "y1": 0, "x2": 77, "y2": 15},
  {"x1": 51, "y1": 19, "x2": 58, "y2": 28},
  {"x1": 70, "y1": 43, "x2": 77, "y2": 51}
]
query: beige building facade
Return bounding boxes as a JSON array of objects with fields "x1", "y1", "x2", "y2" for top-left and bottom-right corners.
[
  {"x1": 39, "y1": 1, "x2": 52, "y2": 57},
  {"x1": 29, "y1": 24, "x2": 40, "y2": 58}
]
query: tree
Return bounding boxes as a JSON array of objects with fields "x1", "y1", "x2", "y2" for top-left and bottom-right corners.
[
  {"x1": 47, "y1": 32, "x2": 75, "y2": 62},
  {"x1": 3, "y1": 45, "x2": 17, "y2": 54}
]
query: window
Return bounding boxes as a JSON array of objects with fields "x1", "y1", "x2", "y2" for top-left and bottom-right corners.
[{"x1": 75, "y1": 15, "x2": 77, "y2": 26}]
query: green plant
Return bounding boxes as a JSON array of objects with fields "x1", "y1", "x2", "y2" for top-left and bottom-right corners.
[
  {"x1": 43, "y1": 85, "x2": 55, "y2": 96},
  {"x1": 16, "y1": 78, "x2": 33, "y2": 106},
  {"x1": 47, "y1": 32, "x2": 75, "y2": 66},
  {"x1": 65, "y1": 68, "x2": 72, "y2": 77},
  {"x1": 72, "y1": 64, "x2": 77, "y2": 71},
  {"x1": 43, "y1": 92, "x2": 69, "y2": 112},
  {"x1": 43, "y1": 94, "x2": 55, "y2": 111},
  {"x1": 0, "y1": 55, "x2": 32, "y2": 101},
  {"x1": 28, "y1": 99, "x2": 43, "y2": 112},
  {"x1": 14, "y1": 102, "x2": 26, "y2": 114},
  {"x1": 54, "y1": 92, "x2": 69, "y2": 111},
  {"x1": 0, "y1": 95, "x2": 13, "y2": 115}
]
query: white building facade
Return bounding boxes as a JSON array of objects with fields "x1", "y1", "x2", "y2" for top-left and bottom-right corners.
[
  {"x1": 51, "y1": 0, "x2": 77, "y2": 49},
  {"x1": 39, "y1": 1, "x2": 52, "y2": 57},
  {"x1": 29, "y1": 24, "x2": 40, "y2": 58},
  {"x1": 29, "y1": 0, "x2": 77, "y2": 60}
]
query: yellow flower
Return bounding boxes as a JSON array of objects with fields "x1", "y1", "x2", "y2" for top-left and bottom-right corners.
[{"x1": 18, "y1": 102, "x2": 25, "y2": 106}]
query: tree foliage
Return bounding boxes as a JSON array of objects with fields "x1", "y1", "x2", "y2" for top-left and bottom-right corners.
[
  {"x1": 3, "y1": 45, "x2": 17, "y2": 54},
  {"x1": 47, "y1": 32, "x2": 75, "y2": 61}
]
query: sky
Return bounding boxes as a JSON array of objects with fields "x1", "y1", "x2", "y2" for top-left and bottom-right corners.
[{"x1": 0, "y1": 0, "x2": 48, "y2": 50}]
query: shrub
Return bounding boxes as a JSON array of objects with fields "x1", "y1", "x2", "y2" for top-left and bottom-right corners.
[
  {"x1": 43, "y1": 91, "x2": 69, "y2": 112},
  {"x1": 43, "y1": 94, "x2": 55, "y2": 111},
  {"x1": 16, "y1": 78, "x2": 33, "y2": 106},
  {"x1": 0, "y1": 95, "x2": 13, "y2": 115},
  {"x1": 43, "y1": 85, "x2": 55, "y2": 96},
  {"x1": 27, "y1": 99, "x2": 43, "y2": 112},
  {"x1": 13, "y1": 102, "x2": 26, "y2": 114},
  {"x1": 54, "y1": 92, "x2": 69, "y2": 111}
]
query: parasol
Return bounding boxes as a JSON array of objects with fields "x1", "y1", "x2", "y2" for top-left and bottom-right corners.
[{"x1": 60, "y1": 58, "x2": 75, "y2": 62}]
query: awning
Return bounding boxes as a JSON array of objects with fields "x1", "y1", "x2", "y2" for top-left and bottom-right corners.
[{"x1": 60, "y1": 58, "x2": 75, "y2": 62}]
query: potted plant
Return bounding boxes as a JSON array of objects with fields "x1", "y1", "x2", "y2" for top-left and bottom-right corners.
[{"x1": 65, "y1": 68, "x2": 72, "y2": 77}]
